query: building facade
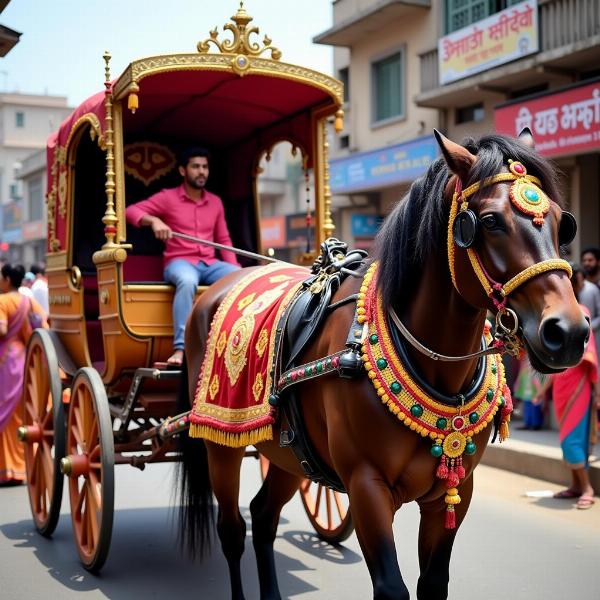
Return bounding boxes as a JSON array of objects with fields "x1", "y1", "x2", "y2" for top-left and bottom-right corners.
[
  {"x1": 316, "y1": 0, "x2": 600, "y2": 256},
  {"x1": 0, "y1": 93, "x2": 71, "y2": 262}
]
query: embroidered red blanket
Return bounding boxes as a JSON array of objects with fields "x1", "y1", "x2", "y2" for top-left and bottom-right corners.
[{"x1": 189, "y1": 263, "x2": 308, "y2": 447}]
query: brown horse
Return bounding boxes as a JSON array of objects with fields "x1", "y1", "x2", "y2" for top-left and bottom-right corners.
[{"x1": 177, "y1": 130, "x2": 589, "y2": 600}]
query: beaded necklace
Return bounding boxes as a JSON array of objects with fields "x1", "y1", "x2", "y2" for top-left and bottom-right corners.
[{"x1": 359, "y1": 262, "x2": 512, "y2": 528}]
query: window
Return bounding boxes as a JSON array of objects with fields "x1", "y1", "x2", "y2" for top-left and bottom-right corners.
[
  {"x1": 339, "y1": 135, "x2": 350, "y2": 150},
  {"x1": 445, "y1": 1, "x2": 526, "y2": 34},
  {"x1": 28, "y1": 177, "x2": 43, "y2": 221},
  {"x1": 456, "y1": 103, "x2": 485, "y2": 124},
  {"x1": 9, "y1": 182, "x2": 19, "y2": 200},
  {"x1": 338, "y1": 67, "x2": 350, "y2": 103},
  {"x1": 372, "y1": 51, "x2": 404, "y2": 124},
  {"x1": 15, "y1": 111, "x2": 24, "y2": 128}
]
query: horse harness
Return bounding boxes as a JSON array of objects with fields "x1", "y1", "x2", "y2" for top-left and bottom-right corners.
[{"x1": 268, "y1": 161, "x2": 576, "y2": 516}]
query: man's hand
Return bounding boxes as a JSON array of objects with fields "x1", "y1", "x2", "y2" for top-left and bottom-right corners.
[{"x1": 141, "y1": 215, "x2": 172, "y2": 240}]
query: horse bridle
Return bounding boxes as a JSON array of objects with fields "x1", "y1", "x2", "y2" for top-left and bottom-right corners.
[{"x1": 390, "y1": 160, "x2": 575, "y2": 362}]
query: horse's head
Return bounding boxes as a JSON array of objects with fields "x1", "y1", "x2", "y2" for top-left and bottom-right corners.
[{"x1": 435, "y1": 129, "x2": 589, "y2": 374}]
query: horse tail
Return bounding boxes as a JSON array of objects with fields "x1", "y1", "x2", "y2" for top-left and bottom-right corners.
[{"x1": 176, "y1": 353, "x2": 214, "y2": 558}]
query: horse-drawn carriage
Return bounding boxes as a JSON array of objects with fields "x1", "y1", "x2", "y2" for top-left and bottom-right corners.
[{"x1": 18, "y1": 4, "x2": 351, "y2": 572}]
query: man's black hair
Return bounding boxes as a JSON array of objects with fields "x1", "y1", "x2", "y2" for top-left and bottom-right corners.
[
  {"x1": 30, "y1": 263, "x2": 45, "y2": 276},
  {"x1": 178, "y1": 147, "x2": 211, "y2": 168},
  {"x1": 570, "y1": 262, "x2": 583, "y2": 281},
  {"x1": 581, "y1": 246, "x2": 600, "y2": 261}
]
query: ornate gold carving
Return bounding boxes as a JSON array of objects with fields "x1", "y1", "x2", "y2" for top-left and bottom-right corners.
[
  {"x1": 70, "y1": 265, "x2": 82, "y2": 289},
  {"x1": 322, "y1": 123, "x2": 335, "y2": 238},
  {"x1": 93, "y1": 247, "x2": 128, "y2": 265},
  {"x1": 100, "y1": 289, "x2": 110, "y2": 304},
  {"x1": 49, "y1": 294, "x2": 72, "y2": 306},
  {"x1": 64, "y1": 113, "x2": 105, "y2": 151},
  {"x1": 46, "y1": 145, "x2": 67, "y2": 252},
  {"x1": 113, "y1": 54, "x2": 342, "y2": 106},
  {"x1": 45, "y1": 252, "x2": 68, "y2": 271},
  {"x1": 197, "y1": 2, "x2": 281, "y2": 61},
  {"x1": 102, "y1": 51, "x2": 118, "y2": 248}
]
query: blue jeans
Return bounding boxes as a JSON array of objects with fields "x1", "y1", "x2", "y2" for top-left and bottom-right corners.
[{"x1": 164, "y1": 259, "x2": 240, "y2": 350}]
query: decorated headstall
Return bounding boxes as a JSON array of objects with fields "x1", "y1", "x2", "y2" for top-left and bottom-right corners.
[{"x1": 448, "y1": 159, "x2": 576, "y2": 326}]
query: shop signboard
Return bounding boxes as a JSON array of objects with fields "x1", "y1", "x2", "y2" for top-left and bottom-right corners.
[
  {"x1": 286, "y1": 213, "x2": 315, "y2": 249},
  {"x1": 495, "y1": 80, "x2": 600, "y2": 157},
  {"x1": 22, "y1": 220, "x2": 45, "y2": 240},
  {"x1": 351, "y1": 214, "x2": 383, "y2": 238},
  {"x1": 2, "y1": 200, "x2": 23, "y2": 229},
  {"x1": 1, "y1": 227, "x2": 22, "y2": 243},
  {"x1": 330, "y1": 135, "x2": 437, "y2": 194},
  {"x1": 438, "y1": 0, "x2": 538, "y2": 86},
  {"x1": 259, "y1": 215, "x2": 286, "y2": 248}
]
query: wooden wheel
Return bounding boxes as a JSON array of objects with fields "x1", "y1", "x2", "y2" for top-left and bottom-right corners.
[
  {"x1": 63, "y1": 368, "x2": 114, "y2": 572},
  {"x1": 300, "y1": 480, "x2": 354, "y2": 544},
  {"x1": 21, "y1": 329, "x2": 65, "y2": 537}
]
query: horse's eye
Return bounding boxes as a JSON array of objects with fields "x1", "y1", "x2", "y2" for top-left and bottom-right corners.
[
  {"x1": 480, "y1": 214, "x2": 501, "y2": 230},
  {"x1": 558, "y1": 211, "x2": 577, "y2": 246}
]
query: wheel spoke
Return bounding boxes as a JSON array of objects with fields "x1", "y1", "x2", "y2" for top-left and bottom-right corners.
[
  {"x1": 325, "y1": 489, "x2": 332, "y2": 529},
  {"x1": 334, "y1": 491, "x2": 347, "y2": 520},
  {"x1": 313, "y1": 483, "x2": 323, "y2": 516}
]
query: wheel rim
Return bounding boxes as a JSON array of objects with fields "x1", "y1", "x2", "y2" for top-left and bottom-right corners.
[
  {"x1": 66, "y1": 369, "x2": 113, "y2": 570},
  {"x1": 300, "y1": 480, "x2": 353, "y2": 544},
  {"x1": 22, "y1": 331, "x2": 64, "y2": 534}
]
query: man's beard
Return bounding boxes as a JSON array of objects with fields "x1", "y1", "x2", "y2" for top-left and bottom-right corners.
[
  {"x1": 186, "y1": 175, "x2": 206, "y2": 190},
  {"x1": 584, "y1": 264, "x2": 599, "y2": 277}
]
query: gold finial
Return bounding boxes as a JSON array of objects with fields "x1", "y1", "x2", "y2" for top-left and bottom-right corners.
[
  {"x1": 103, "y1": 51, "x2": 111, "y2": 85},
  {"x1": 197, "y1": 2, "x2": 282, "y2": 62}
]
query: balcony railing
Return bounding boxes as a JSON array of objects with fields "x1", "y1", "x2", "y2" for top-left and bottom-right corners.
[{"x1": 419, "y1": 0, "x2": 600, "y2": 94}]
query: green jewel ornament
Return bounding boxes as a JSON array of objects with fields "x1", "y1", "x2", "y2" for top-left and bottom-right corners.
[
  {"x1": 491, "y1": 364, "x2": 497, "y2": 375},
  {"x1": 469, "y1": 412, "x2": 479, "y2": 424},
  {"x1": 376, "y1": 358, "x2": 388, "y2": 369},
  {"x1": 390, "y1": 381, "x2": 402, "y2": 394},
  {"x1": 410, "y1": 404, "x2": 424, "y2": 418},
  {"x1": 465, "y1": 441, "x2": 477, "y2": 455},
  {"x1": 316, "y1": 362, "x2": 323, "y2": 373},
  {"x1": 430, "y1": 444, "x2": 443, "y2": 458},
  {"x1": 436, "y1": 417, "x2": 447, "y2": 430},
  {"x1": 370, "y1": 334, "x2": 379, "y2": 344},
  {"x1": 486, "y1": 388, "x2": 494, "y2": 401},
  {"x1": 499, "y1": 395, "x2": 505, "y2": 408}
]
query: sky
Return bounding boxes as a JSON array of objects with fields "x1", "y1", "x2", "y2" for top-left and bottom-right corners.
[{"x1": 0, "y1": 0, "x2": 334, "y2": 107}]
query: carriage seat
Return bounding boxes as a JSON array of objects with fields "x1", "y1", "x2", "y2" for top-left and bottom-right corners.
[{"x1": 123, "y1": 254, "x2": 165, "y2": 283}]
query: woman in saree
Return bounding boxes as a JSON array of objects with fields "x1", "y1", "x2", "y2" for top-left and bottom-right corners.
[
  {"x1": 0, "y1": 263, "x2": 48, "y2": 485},
  {"x1": 534, "y1": 269, "x2": 599, "y2": 509}
]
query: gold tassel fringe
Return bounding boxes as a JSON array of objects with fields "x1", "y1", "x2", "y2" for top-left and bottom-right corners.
[
  {"x1": 189, "y1": 423, "x2": 273, "y2": 448},
  {"x1": 499, "y1": 419, "x2": 510, "y2": 442}
]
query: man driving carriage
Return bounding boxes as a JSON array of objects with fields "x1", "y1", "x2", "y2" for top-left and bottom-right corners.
[{"x1": 125, "y1": 147, "x2": 240, "y2": 366}]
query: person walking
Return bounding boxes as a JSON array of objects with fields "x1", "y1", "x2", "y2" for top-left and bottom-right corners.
[
  {"x1": 534, "y1": 303, "x2": 598, "y2": 509},
  {"x1": 0, "y1": 264, "x2": 48, "y2": 485}
]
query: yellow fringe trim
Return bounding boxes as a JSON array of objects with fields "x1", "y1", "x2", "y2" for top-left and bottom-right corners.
[{"x1": 189, "y1": 423, "x2": 273, "y2": 448}]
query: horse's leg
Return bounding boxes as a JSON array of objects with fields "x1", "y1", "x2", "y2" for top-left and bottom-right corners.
[
  {"x1": 250, "y1": 462, "x2": 303, "y2": 600},
  {"x1": 349, "y1": 472, "x2": 410, "y2": 600},
  {"x1": 205, "y1": 442, "x2": 248, "y2": 600},
  {"x1": 416, "y1": 475, "x2": 474, "y2": 600}
]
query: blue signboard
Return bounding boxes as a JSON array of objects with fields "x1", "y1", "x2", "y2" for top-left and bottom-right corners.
[
  {"x1": 330, "y1": 135, "x2": 438, "y2": 194},
  {"x1": 351, "y1": 214, "x2": 383, "y2": 237}
]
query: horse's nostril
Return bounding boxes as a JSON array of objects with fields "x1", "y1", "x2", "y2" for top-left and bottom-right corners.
[{"x1": 539, "y1": 317, "x2": 565, "y2": 353}]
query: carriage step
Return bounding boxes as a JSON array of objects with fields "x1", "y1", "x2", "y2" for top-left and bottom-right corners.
[{"x1": 137, "y1": 394, "x2": 178, "y2": 415}]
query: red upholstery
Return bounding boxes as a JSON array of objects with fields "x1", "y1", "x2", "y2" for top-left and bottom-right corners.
[{"x1": 123, "y1": 255, "x2": 165, "y2": 283}]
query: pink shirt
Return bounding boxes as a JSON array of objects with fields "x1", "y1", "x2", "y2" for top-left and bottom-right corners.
[{"x1": 125, "y1": 184, "x2": 240, "y2": 268}]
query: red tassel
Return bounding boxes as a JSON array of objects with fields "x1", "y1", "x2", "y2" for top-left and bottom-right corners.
[
  {"x1": 445, "y1": 506, "x2": 456, "y2": 529},
  {"x1": 456, "y1": 457, "x2": 465, "y2": 479},
  {"x1": 447, "y1": 470, "x2": 460, "y2": 487},
  {"x1": 436, "y1": 455, "x2": 448, "y2": 479}
]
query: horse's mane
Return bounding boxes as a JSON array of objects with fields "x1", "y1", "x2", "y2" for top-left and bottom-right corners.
[{"x1": 373, "y1": 133, "x2": 563, "y2": 311}]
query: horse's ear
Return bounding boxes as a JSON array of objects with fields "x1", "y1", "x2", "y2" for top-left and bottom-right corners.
[
  {"x1": 518, "y1": 127, "x2": 535, "y2": 148},
  {"x1": 433, "y1": 129, "x2": 476, "y2": 181}
]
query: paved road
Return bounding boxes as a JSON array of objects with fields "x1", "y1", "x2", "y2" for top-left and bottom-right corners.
[{"x1": 0, "y1": 460, "x2": 598, "y2": 599}]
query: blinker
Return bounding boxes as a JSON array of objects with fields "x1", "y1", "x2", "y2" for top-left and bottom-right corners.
[
  {"x1": 452, "y1": 210, "x2": 478, "y2": 249},
  {"x1": 558, "y1": 211, "x2": 577, "y2": 246}
]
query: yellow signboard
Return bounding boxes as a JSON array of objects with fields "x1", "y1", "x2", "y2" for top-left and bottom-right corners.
[{"x1": 438, "y1": 0, "x2": 538, "y2": 86}]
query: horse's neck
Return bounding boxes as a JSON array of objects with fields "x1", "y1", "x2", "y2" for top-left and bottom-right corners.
[{"x1": 399, "y1": 255, "x2": 487, "y2": 396}]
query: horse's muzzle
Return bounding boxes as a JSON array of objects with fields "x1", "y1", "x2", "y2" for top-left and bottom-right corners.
[{"x1": 526, "y1": 312, "x2": 590, "y2": 372}]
